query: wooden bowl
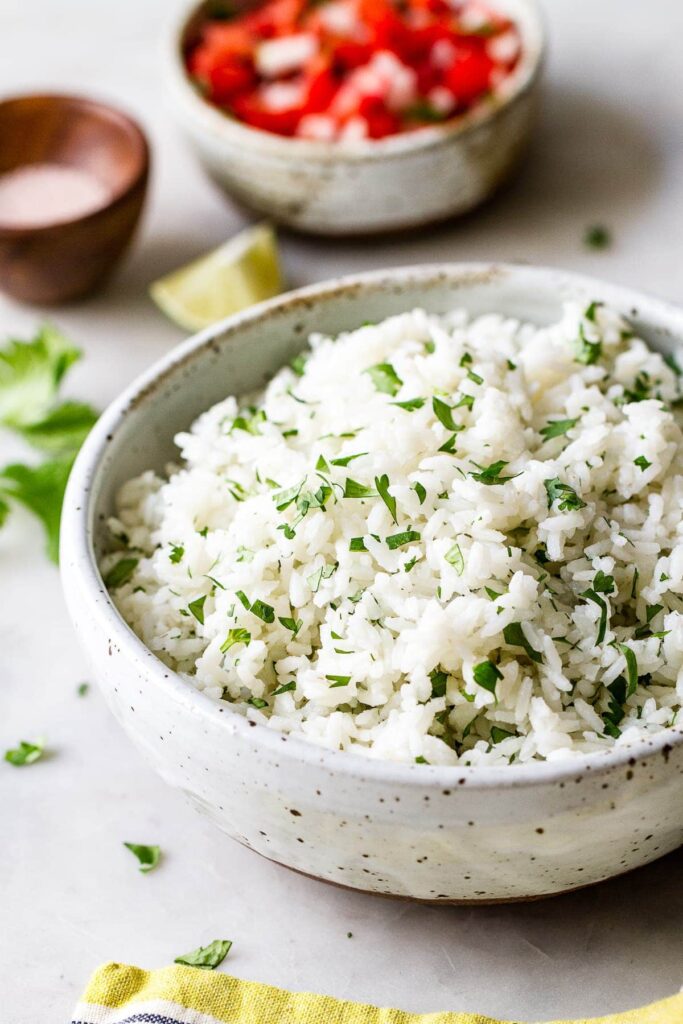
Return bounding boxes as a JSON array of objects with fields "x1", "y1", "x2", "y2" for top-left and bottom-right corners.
[{"x1": 0, "y1": 94, "x2": 150, "y2": 304}]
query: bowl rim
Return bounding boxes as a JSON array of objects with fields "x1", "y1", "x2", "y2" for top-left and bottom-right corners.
[
  {"x1": 61, "y1": 261, "x2": 683, "y2": 791},
  {"x1": 0, "y1": 92, "x2": 150, "y2": 237},
  {"x1": 164, "y1": 0, "x2": 545, "y2": 163}
]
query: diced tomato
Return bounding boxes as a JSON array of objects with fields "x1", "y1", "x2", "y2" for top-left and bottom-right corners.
[{"x1": 185, "y1": 0, "x2": 521, "y2": 140}]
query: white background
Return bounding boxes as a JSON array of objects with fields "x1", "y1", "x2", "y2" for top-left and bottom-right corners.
[{"x1": 2, "y1": 1, "x2": 683, "y2": 1021}]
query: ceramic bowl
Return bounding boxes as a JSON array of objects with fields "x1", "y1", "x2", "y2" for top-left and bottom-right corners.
[
  {"x1": 163, "y1": 0, "x2": 544, "y2": 235},
  {"x1": 60, "y1": 263, "x2": 683, "y2": 903}
]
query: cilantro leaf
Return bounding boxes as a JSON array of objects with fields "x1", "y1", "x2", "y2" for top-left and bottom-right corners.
[
  {"x1": 473, "y1": 660, "x2": 502, "y2": 693},
  {"x1": 343, "y1": 478, "x2": 376, "y2": 499},
  {"x1": 634, "y1": 455, "x2": 651, "y2": 471},
  {"x1": 392, "y1": 397, "x2": 425, "y2": 411},
  {"x1": 123, "y1": 842, "x2": 161, "y2": 873},
  {"x1": 104, "y1": 558, "x2": 139, "y2": 589},
  {"x1": 386, "y1": 529, "x2": 420, "y2": 550},
  {"x1": 471, "y1": 461, "x2": 516, "y2": 485},
  {"x1": 188, "y1": 595, "x2": 207, "y2": 625},
  {"x1": 5, "y1": 738, "x2": 44, "y2": 766},
  {"x1": 430, "y1": 668, "x2": 448, "y2": 698},
  {"x1": 220, "y1": 628, "x2": 251, "y2": 653},
  {"x1": 0, "y1": 325, "x2": 80, "y2": 428},
  {"x1": 539, "y1": 417, "x2": 579, "y2": 441},
  {"x1": 174, "y1": 939, "x2": 232, "y2": 971},
  {"x1": 17, "y1": 400, "x2": 98, "y2": 454},
  {"x1": 375, "y1": 474, "x2": 398, "y2": 524},
  {"x1": 581, "y1": 589, "x2": 608, "y2": 645},
  {"x1": 592, "y1": 571, "x2": 615, "y2": 594},
  {"x1": 445, "y1": 542, "x2": 464, "y2": 574},
  {"x1": 330, "y1": 452, "x2": 367, "y2": 467},
  {"x1": 544, "y1": 477, "x2": 587, "y2": 512},
  {"x1": 432, "y1": 397, "x2": 458, "y2": 430},
  {"x1": 365, "y1": 362, "x2": 403, "y2": 396},
  {"x1": 0, "y1": 455, "x2": 74, "y2": 562},
  {"x1": 503, "y1": 622, "x2": 544, "y2": 663},
  {"x1": 617, "y1": 643, "x2": 638, "y2": 697},
  {"x1": 490, "y1": 726, "x2": 514, "y2": 744}
]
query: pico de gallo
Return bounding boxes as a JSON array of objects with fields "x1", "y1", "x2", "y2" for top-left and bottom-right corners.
[{"x1": 185, "y1": 0, "x2": 522, "y2": 141}]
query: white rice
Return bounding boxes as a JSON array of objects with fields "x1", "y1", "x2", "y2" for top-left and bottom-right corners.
[{"x1": 102, "y1": 302, "x2": 683, "y2": 766}]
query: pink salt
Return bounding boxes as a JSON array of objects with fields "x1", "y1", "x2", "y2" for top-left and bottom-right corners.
[{"x1": 0, "y1": 163, "x2": 110, "y2": 228}]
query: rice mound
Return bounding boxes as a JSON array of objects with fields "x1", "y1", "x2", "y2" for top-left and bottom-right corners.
[{"x1": 102, "y1": 302, "x2": 683, "y2": 766}]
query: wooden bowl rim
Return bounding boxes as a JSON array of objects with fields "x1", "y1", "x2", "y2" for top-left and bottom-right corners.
[{"x1": 0, "y1": 91, "x2": 150, "y2": 237}]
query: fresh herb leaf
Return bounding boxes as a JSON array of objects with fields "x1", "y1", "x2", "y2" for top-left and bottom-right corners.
[
  {"x1": 235, "y1": 590, "x2": 250, "y2": 610},
  {"x1": 349, "y1": 537, "x2": 367, "y2": 551},
  {"x1": 392, "y1": 397, "x2": 425, "y2": 411},
  {"x1": 0, "y1": 325, "x2": 80, "y2": 428},
  {"x1": 220, "y1": 628, "x2": 251, "y2": 653},
  {"x1": 343, "y1": 478, "x2": 376, "y2": 499},
  {"x1": 290, "y1": 353, "x2": 307, "y2": 376},
  {"x1": 375, "y1": 474, "x2": 398, "y2": 523},
  {"x1": 0, "y1": 455, "x2": 74, "y2": 563},
  {"x1": 663, "y1": 353, "x2": 682, "y2": 377},
  {"x1": 593, "y1": 571, "x2": 615, "y2": 594},
  {"x1": 174, "y1": 939, "x2": 232, "y2": 971},
  {"x1": 250, "y1": 599, "x2": 275, "y2": 623},
  {"x1": 169, "y1": 544, "x2": 184, "y2": 564},
  {"x1": 326, "y1": 675, "x2": 351, "y2": 687},
  {"x1": 248, "y1": 697, "x2": 268, "y2": 709},
  {"x1": 430, "y1": 668, "x2": 448, "y2": 698},
  {"x1": 485, "y1": 586, "x2": 502, "y2": 600},
  {"x1": 584, "y1": 224, "x2": 611, "y2": 250},
  {"x1": 445, "y1": 542, "x2": 464, "y2": 574},
  {"x1": 581, "y1": 589, "x2": 608, "y2": 645},
  {"x1": 273, "y1": 680, "x2": 296, "y2": 695},
  {"x1": 123, "y1": 842, "x2": 161, "y2": 873},
  {"x1": 617, "y1": 643, "x2": 638, "y2": 697},
  {"x1": 104, "y1": 558, "x2": 139, "y2": 589},
  {"x1": 575, "y1": 325, "x2": 602, "y2": 365},
  {"x1": 188, "y1": 595, "x2": 207, "y2": 625},
  {"x1": 544, "y1": 477, "x2": 587, "y2": 512},
  {"x1": 307, "y1": 562, "x2": 337, "y2": 593},
  {"x1": 438, "y1": 432, "x2": 461, "y2": 454},
  {"x1": 365, "y1": 362, "x2": 403, "y2": 397},
  {"x1": 473, "y1": 660, "x2": 502, "y2": 693},
  {"x1": 330, "y1": 452, "x2": 367, "y2": 467},
  {"x1": 278, "y1": 616, "x2": 302, "y2": 636},
  {"x1": 17, "y1": 400, "x2": 98, "y2": 454},
  {"x1": 503, "y1": 622, "x2": 544, "y2": 663},
  {"x1": 539, "y1": 417, "x2": 579, "y2": 441},
  {"x1": 412, "y1": 481, "x2": 427, "y2": 505},
  {"x1": 471, "y1": 461, "x2": 516, "y2": 485},
  {"x1": 386, "y1": 529, "x2": 420, "y2": 550},
  {"x1": 432, "y1": 397, "x2": 459, "y2": 430},
  {"x1": 490, "y1": 726, "x2": 514, "y2": 744},
  {"x1": 4, "y1": 739, "x2": 44, "y2": 766},
  {"x1": 634, "y1": 455, "x2": 652, "y2": 471},
  {"x1": 77, "y1": 682, "x2": 89, "y2": 697},
  {"x1": 466, "y1": 369, "x2": 484, "y2": 385}
]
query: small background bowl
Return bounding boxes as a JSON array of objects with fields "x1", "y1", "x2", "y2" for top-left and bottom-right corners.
[
  {"x1": 164, "y1": 0, "x2": 544, "y2": 235},
  {"x1": 0, "y1": 93, "x2": 149, "y2": 304},
  {"x1": 60, "y1": 263, "x2": 683, "y2": 903}
]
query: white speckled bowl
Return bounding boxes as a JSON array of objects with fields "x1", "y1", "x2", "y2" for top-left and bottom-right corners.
[
  {"x1": 163, "y1": 0, "x2": 544, "y2": 234},
  {"x1": 61, "y1": 264, "x2": 683, "y2": 903}
]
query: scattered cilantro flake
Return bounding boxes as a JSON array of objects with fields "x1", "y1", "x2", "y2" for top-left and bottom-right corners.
[
  {"x1": 430, "y1": 668, "x2": 448, "y2": 698},
  {"x1": 412, "y1": 481, "x2": 427, "y2": 505},
  {"x1": 330, "y1": 452, "x2": 367, "y2": 467},
  {"x1": 634, "y1": 455, "x2": 652, "y2": 471},
  {"x1": 585, "y1": 301, "x2": 602, "y2": 322},
  {"x1": 220, "y1": 628, "x2": 251, "y2": 653},
  {"x1": 236, "y1": 545, "x2": 254, "y2": 563},
  {"x1": 593, "y1": 571, "x2": 615, "y2": 595},
  {"x1": 432, "y1": 397, "x2": 459, "y2": 430},
  {"x1": 273, "y1": 681, "x2": 296, "y2": 695},
  {"x1": 343, "y1": 478, "x2": 376, "y2": 499},
  {"x1": 315, "y1": 454, "x2": 330, "y2": 473},
  {"x1": 663, "y1": 353, "x2": 682, "y2": 377},
  {"x1": 290, "y1": 353, "x2": 307, "y2": 376},
  {"x1": 273, "y1": 480, "x2": 304, "y2": 511},
  {"x1": 453, "y1": 393, "x2": 474, "y2": 410},
  {"x1": 445, "y1": 542, "x2": 464, "y2": 574},
  {"x1": 490, "y1": 726, "x2": 514, "y2": 744},
  {"x1": 575, "y1": 326, "x2": 602, "y2": 366},
  {"x1": 414, "y1": 755, "x2": 428, "y2": 764},
  {"x1": 581, "y1": 590, "x2": 608, "y2": 645},
  {"x1": 584, "y1": 224, "x2": 611, "y2": 250},
  {"x1": 308, "y1": 562, "x2": 337, "y2": 593},
  {"x1": 77, "y1": 682, "x2": 89, "y2": 697},
  {"x1": 506, "y1": 358, "x2": 517, "y2": 371},
  {"x1": 617, "y1": 643, "x2": 638, "y2": 697},
  {"x1": 466, "y1": 369, "x2": 483, "y2": 385},
  {"x1": 188, "y1": 595, "x2": 207, "y2": 625},
  {"x1": 386, "y1": 529, "x2": 420, "y2": 550},
  {"x1": 174, "y1": 939, "x2": 232, "y2": 971},
  {"x1": 123, "y1": 842, "x2": 161, "y2": 873},
  {"x1": 540, "y1": 417, "x2": 579, "y2": 441},
  {"x1": 248, "y1": 697, "x2": 268, "y2": 709},
  {"x1": 503, "y1": 622, "x2": 544, "y2": 663},
  {"x1": 235, "y1": 590, "x2": 250, "y2": 610},
  {"x1": 278, "y1": 616, "x2": 303, "y2": 636},
  {"x1": 375, "y1": 474, "x2": 398, "y2": 523},
  {"x1": 404, "y1": 555, "x2": 419, "y2": 572},
  {"x1": 250, "y1": 599, "x2": 275, "y2": 623},
  {"x1": 485, "y1": 586, "x2": 502, "y2": 600},
  {"x1": 4, "y1": 739, "x2": 44, "y2": 766},
  {"x1": 349, "y1": 537, "x2": 367, "y2": 551},
  {"x1": 326, "y1": 675, "x2": 351, "y2": 687},
  {"x1": 392, "y1": 397, "x2": 425, "y2": 411},
  {"x1": 471, "y1": 461, "x2": 516, "y2": 485},
  {"x1": 438, "y1": 432, "x2": 461, "y2": 454},
  {"x1": 365, "y1": 362, "x2": 403, "y2": 397},
  {"x1": 104, "y1": 558, "x2": 139, "y2": 589},
  {"x1": 169, "y1": 544, "x2": 184, "y2": 564},
  {"x1": 544, "y1": 478, "x2": 587, "y2": 512},
  {"x1": 473, "y1": 660, "x2": 502, "y2": 693}
]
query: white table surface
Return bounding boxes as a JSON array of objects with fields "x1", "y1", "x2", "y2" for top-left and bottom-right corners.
[{"x1": 2, "y1": 1, "x2": 683, "y2": 1021}]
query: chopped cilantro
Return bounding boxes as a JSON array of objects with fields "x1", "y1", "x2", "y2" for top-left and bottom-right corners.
[
  {"x1": 248, "y1": 697, "x2": 268, "y2": 709},
  {"x1": 375, "y1": 474, "x2": 398, "y2": 523},
  {"x1": 188, "y1": 595, "x2": 207, "y2": 624},
  {"x1": 104, "y1": 558, "x2": 139, "y2": 589},
  {"x1": 5, "y1": 739, "x2": 44, "y2": 766},
  {"x1": 77, "y1": 682, "x2": 89, "y2": 697},
  {"x1": 343, "y1": 478, "x2": 376, "y2": 499},
  {"x1": 365, "y1": 362, "x2": 403, "y2": 396},
  {"x1": 503, "y1": 622, "x2": 544, "y2": 663},
  {"x1": 466, "y1": 369, "x2": 483, "y2": 385},
  {"x1": 539, "y1": 417, "x2": 579, "y2": 441},
  {"x1": 575, "y1": 325, "x2": 602, "y2": 365},
  {"x1": 169, "y1": 544, "x2": 184, "y2": 564},
  {"x1": 278, "y1": 616, "x2": 303, "y2": 636},
  {"x1": 432, "y1": 397, "x2": 459, "y2": 430},
  {"x1": 584, "y1": 224, "x2": 611, "y2": 250},
  {"x1": 485, "y1": 586, "x2": 502, "y2": 600},
  {"x1": 581, "y1": 589, "x2": 608, "y2": 645},
  {"x1": 174, "y1": 940, "x2": 232, "y2": 971},
  {"x1": 593, "y1": 571, "x2": 615, "y2": 594},
  {"x1": 490, "y1": 726, "x2": 514, "y2": 744},
  {"x1": 473, "y1": 660, "x2": 502, "y2": 693},
  {"x1": 326, "y1": 675, "x2": 351, "y2": 687},
  {"x1": 544, "y1": 477, "x2": 587, "y2": 512},
  {"x1": 220, "y1": 628, "x2": 251, "y2": 653},
  {"x1": 235, "y1": 590, "x2": 250, "y2": 610},
  {"x1": 290, "y1": 353, "x2": 307, "y2": 376},
  {"x1": 273, "y1": 681, "x2": 296, "y2": 695},
  {"x1": 386, "y1": 529, "x2": 420, "y2": 550},
  {"x1": 250, "y1": 599, "x2": 275, "y2": 623},
  {"x1": 123, "y1": 842, "x2": 161, "y2": 873},
  {"x1": 330, "y1": 452, "x2": 367, "y2": 467},
  {"x1": 634, "y1": 455, "x2": 652, "y2": 471},
  {"x1": 471, "y1": 461, "x2": 516, "y2": 485},
  {"x1": 0, "y1": 455, "x2": 75, "y2": 563},
  {"x1": 445, "y1": 542, "x2": 464, "y2": 574},
  {"x1": 392, "y1": 397, "x2": 426, "y2": 411},
  {"x1": 617, "y1": 643, "x2": 638, "y2": 697},
  {"x1": 663, "y1": 353, "x2": 682, "y2": 377},
  {"x1": 349, "y1": 537, "x2": 367, "y2": 552},
  {"x1": 308, "y1": 562, "x2": 337, "y2": 593},
  {"x1": 430, "y1": 668, "x2": 448, "y2": 698},
  {"x1": 412, "y1": 481, "x2": 427, "y2": 504}
]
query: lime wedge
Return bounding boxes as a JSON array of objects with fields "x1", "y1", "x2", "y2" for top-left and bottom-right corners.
[{"x1": 150, "y1": 223, "x2": 283, "y2": 332}]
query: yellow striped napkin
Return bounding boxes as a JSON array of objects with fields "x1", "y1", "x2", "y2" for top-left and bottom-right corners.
[{"x1": 72, "y1": 963, "x2": 683, "y2": 1024}]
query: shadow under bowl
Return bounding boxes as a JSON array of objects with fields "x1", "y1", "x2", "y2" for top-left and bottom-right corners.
[{"x1": 0, "y1": 93, "x2": 149, "y2": 304}]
